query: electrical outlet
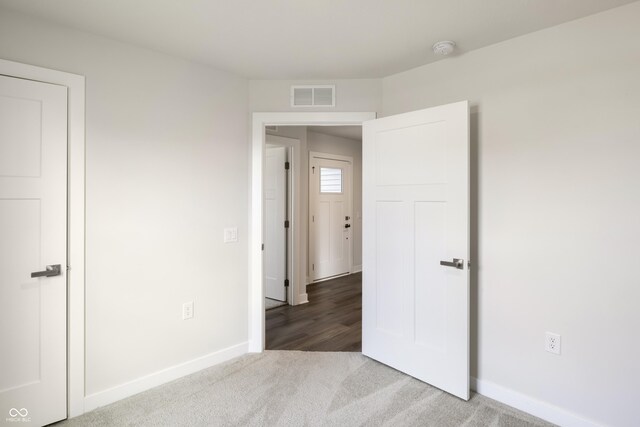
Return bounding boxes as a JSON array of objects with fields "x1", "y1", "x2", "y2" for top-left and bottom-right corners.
[
  {"x1": 182, "y1": 301, "x2": 194, "y2": 320},
  {"x1": 545, "y1": 332, "x2": 561, "y2": 355}
]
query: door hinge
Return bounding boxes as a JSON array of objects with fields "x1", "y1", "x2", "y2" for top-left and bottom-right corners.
[
  {"x1": 261, "y1": 243, "x2": 264, "y2": 251},
  {"x1": 284, "y1": 220, "x2": 290, "y2": 228},
  {"x1": 312, "y1": 264, "x2": 315, "y2": 271},
  {"x1": 312, "y1": 166, "x2": 315, "y2": 174},
  {"x1": 285, "y1": 161, "x2": 290, "y2": 170},
  {"x1": 284, "y1": 279, "x2": 289, "y2": 287}
]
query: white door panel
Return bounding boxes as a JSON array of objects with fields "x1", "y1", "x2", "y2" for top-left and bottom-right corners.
[
  {"x1": 264, "y1": 145, "x2": 287, "y2": 301},
  {"x1": 0, "y1": 75, "x2": 68, "y2": 425},
  {"x1": 374, "y1": 201, "x2": 405, "y2": 337},
  {"x1": 309, "y1": 155, "x2": 352, "y2": 281},
  {"x1": 316, "y1": 201, "x2": 330, "y2": 263},
  {"x1": 414, "y1": 201, "x2": 448, "y2": 351},
  {"x1": 363, "y1": 101, "x2": 470, "y2": 400}
]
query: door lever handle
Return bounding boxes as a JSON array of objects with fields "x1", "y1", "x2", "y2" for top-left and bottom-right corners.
[
  {"x1": 31, "y1": 264, "x2": 62, "y2": 278},
  {"x1": 439, "y1": 258, "x2": 464, "y2": 270}
]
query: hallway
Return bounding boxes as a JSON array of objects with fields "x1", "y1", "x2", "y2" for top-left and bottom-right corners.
[{"x1": 266, "y1": 272, "x2": 361, "y2": 351}]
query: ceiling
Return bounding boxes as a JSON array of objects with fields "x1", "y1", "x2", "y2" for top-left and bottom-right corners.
[
  {"x1": 308, "y1": 126, "x2": 362, "y2": 142},
  {"x1": 0, "y1": 0, "x2": 635, "y2": 79}
]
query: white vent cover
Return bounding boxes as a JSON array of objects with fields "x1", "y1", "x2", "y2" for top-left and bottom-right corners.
[{"x1": 291, "y1": 85, "x2": 335, "y2": 107}]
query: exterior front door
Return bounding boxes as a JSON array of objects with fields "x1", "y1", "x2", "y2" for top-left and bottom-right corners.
[{"x1": 309, "y1": 153, "x2": 352, "y2": 281}]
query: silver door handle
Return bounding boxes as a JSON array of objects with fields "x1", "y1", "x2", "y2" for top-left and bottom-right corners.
[
  {"x1": 440, "y1": 258, "x2": 464, "y2": 270},
  {"x1": 31, "y1": 264, "x2": 62, "y2": 278}
]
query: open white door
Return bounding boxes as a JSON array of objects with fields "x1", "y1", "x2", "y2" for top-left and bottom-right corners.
[
  {"x1": 0, "y1": 75, "x2": 68, "y2": 424},
  {"x1": 362, "y1": 101, "x2": 470, "y2": 400},
  {"x1": 264, "y1": 145, "x2": 287, "y2": 301}
]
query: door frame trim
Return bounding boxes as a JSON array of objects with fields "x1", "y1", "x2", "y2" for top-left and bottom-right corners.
[
  {"x1": 0, "y1": 58, "x2": 86, "y2": 418},
  {"x1": 250, "y1": 112, "x2": 375, "y2": 352},
  {"x1": 308, "y1": 151, "x2": 354, "y2": 282}
]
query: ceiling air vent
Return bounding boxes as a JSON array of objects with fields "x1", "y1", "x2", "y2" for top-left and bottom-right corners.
[{"x1": 291, "y1": 85, "x2": 335, "y2": 107}]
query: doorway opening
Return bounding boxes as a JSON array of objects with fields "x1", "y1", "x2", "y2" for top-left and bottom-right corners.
[
  {"x1": 250, "y1": 112, "x2": 375, "y2": 353},
  {"x1": 262, "y1": 125, "x2": 363, "y2": 351}
]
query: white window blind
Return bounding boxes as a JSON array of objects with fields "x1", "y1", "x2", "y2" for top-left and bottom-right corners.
[{"x1": 320, "y1": 167, "x2": 342, "y2": 193}]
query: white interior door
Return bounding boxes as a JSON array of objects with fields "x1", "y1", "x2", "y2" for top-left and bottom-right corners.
[
  {"x1": 0, "y1": 75, "x2": 68, "y2": 424},
  {"x1": 309, "y1": 154, "x2": 351, "y2": 281},
  {"x1": 264, "y1": 145, "x2": 287, "y2": 301},
  {"x1": 362, "y1": 101, "x2": 470, "y2": 400}
]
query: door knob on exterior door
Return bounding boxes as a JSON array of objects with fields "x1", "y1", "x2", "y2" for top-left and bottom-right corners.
[
  {"x1": 31, "y1": 264, "x2": 62, "y2": 278},
  {"x1": 439, "y1": 258, "x2": 464, "y2": 270}
]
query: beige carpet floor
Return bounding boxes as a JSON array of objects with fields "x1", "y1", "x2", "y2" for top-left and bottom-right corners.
[{"x1": 57, "y1": 351, "x2": 553, "y2": 427}]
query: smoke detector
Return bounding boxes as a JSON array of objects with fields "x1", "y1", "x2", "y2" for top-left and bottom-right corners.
[{"x1": 432, "y1": 40, "x2": 456, "y2": 56}]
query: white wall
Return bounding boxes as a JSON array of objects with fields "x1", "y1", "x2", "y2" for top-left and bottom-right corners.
[
  {"x1": 383, "y1": 3, "x2": 640, "y2": 426},
  {"x1": 250, "y1": 79, "x2": 381, "y2": 113},
  {"x1": 0, "y1": 9, "x2": 250, "y2": 399},
  {"x1": 307, "y1": 131, "x2": 362, "y2": 271}
]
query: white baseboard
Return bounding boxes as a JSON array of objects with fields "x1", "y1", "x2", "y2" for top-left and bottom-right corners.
[
  {"x1": 297, "y1": 293, "x2": 309, "y2": 304},
  {"x1": 471, "y1": 377, "x2": 604, "y2": 427},
  {"x1": 351, "y1": 264, "x2": 362, "y2": 273},
  {"x1": 84, "y1": 342, "x2": 248, "y2": 413}
]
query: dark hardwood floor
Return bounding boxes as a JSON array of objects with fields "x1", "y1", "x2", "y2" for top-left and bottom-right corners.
[{"x1": 266, "y1": 272, "x2": 361, "y2": 351}]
